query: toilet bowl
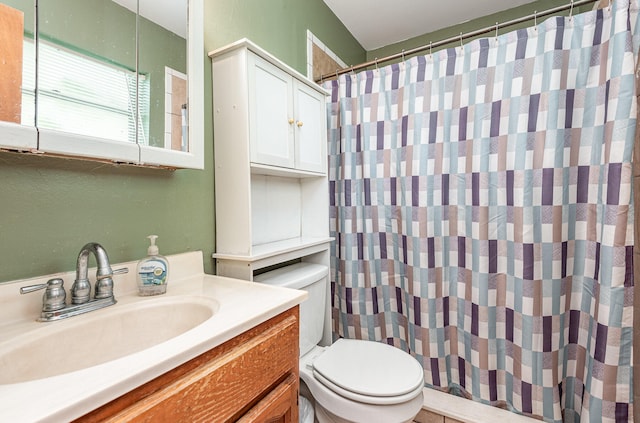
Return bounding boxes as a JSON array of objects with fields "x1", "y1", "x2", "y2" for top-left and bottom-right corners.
[{"x1": 254, "y1": 262, "x2": 424, "y2": 423}]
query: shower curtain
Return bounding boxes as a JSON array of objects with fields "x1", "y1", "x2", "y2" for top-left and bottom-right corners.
[{"x1": 325, "y1": 2, "x2": 637, "y2": 422}]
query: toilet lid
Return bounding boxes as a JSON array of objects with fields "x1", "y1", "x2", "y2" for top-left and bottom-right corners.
[{"x1": 312, "y1": 339, "x2": 424, "y2": 401}]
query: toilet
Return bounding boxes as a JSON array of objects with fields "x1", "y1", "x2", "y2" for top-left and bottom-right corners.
[{"x1": 254, "y1": 262, "x2": 424, "y2": 423}]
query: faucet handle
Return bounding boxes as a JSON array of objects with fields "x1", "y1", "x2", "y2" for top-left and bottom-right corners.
[{"x1": 20, "y1": 278, "x2": 67, "y2": 312}]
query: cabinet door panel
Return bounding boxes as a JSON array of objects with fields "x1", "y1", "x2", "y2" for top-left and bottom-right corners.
[
  {"x1": 294, "y1": 82, "x2": 326, "y2": 173},
  {"x1": 249, "y1": 55, "x2": 294, "y2": 168},
  {"x1": 237, "y1": 373, "x2": 298, "y2": 423}
]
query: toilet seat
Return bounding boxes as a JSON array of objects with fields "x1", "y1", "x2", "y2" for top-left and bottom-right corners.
[{"x1": 311, "y1": 338, "x2": 424, "y2": 405}]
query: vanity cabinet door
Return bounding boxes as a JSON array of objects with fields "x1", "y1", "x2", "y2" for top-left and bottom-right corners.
[
  {"x1": 248, "y1": 53, "x2": 295, "y2": 169},
  {"x1": 77, "y1": 307, "x2": 300, "y2": 423},
  {"x1": 238, "y1": 373, "x2": 298, "y2": 423}
]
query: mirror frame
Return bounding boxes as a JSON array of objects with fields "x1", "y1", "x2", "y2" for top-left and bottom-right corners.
[{"x1": 0, "y1": 0, "x2": 204, "y2": 170}]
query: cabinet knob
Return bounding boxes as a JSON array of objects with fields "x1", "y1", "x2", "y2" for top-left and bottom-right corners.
[
  {"x1": 288, "y1": 118, "x2": 295, "y2": 125},
  {"x1": 296, "y1": 121, "x2": 304, "y2": 127}
]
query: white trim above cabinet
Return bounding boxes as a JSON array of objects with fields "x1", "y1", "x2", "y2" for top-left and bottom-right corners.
[{"x1": 209, "y1": 39, "x2": 331, "y2": 280}]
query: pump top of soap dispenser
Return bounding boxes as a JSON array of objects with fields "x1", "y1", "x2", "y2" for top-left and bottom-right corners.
[{"x1": 147, "y1": 235, "x2": 160, "y2": 255}]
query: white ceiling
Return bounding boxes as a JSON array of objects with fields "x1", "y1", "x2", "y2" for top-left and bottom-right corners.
[
  {"x1": 322, "y1": 0, "x2": 534, "y2": 50},
  {"x1": 111, "y1": 0, "x2": 187, "y2": 38}
]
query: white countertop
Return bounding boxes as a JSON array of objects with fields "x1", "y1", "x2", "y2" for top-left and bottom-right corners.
[{"x1": 0, "y1": 251, "x2": 307, "y2": 422}]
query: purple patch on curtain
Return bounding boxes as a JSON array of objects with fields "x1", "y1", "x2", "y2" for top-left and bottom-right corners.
[
  {"x1": 402, "y1": 115, "x2": 408, "y2": 147},
  {"x1": 489, "y1": 240, "x2": 498, "y2": 273},
  {"x1": 489, "y1": 370, "x2": 498, "y2": 401},
  {"x1": 431, "y1": 358, "x2": 441, "y2": 386},
  {"x1": 345, "y1": 287, "x2": 353, "y2": 314},
  {"x1": 562, "y1": 241, "x2": 568, "y2": 278},
  {"x1": 543, "y1": 315, "x2": 553, "y2": 352},
  {"x1": 390, "y1": 177, "x2": 397, "y2": 206},
  {"x1": 522, "y1": 381, "x2": 533, "y2": 413},
  {"x1": 344, "y1": 179, "x2": 351, "y2": 206},
  {"x1": 329, "y1": 181, "x2": 336, "y2": 206},
  {"x1": 472, "y1": 173, "x2": 480, "y2": 206},
  {"x1": 594, "y1": 242, "x2": 600, "y2": 281},
  {"x1": 412, "y1": 176, "x2": 420, "y2": 206},
  {"x1": 507, "y1": 170, "x2": 514, "y2": 206},
  {"x1": 625, "y1": 246, "x2": 634, "y2": 287},
  {"x1": 471, "y1": 303, "x2": 479, "y2": 336},
  {"x1": 459, "y1": 107, "x2": 468, "y2": 141},
  {"x1": 458, "y1": 357, "x2": 466, "y2": 389},
  {"x1": 379, "y1": 233, "x2": 387, "y2": 259},
  {"x1": 565, "y1": 90, "x2": 575, "y2": 128},
  {"x1": 607, "y1": 163, "x2": 621, "y2": 205},
  {"x1": 458, "y1": 236, "x2": 466, "y2": 268},
  {"x1": 391, "y1": 63, "x2": 400, "y2": 89},
  {"x1": 542, "y1": 168, "x2": 555, "y2": 205},
  {"x1": 402, "y1": 235, "x2": 408, "y2": 264},
  {"x1": 523, "y1": 243, "x2": 534, "y2": 280},
  {"x1": 364, "y1": 178, "x2": 371, "y2": 205},
  {"x1": 506, "y1": 308, "x2": 514, "y2": 342},
  {"x1": 577, "y1": 166, "x2": 590, "y2": 203},
  {"x1": 357, "y1": 232, "x2": 364, "y2": 260},
  {"x1": 365, "y1": 71, "x2": 373, "y2": 94},
  {"x1": 377, "y1": 121, "x2": 385, "y2": 150},
  {"x1": 443, "y1": 296, "x2": 450, "y2": 327},
  {"x1": 442, "y1": 174, "x2": 450, "y2": 205},
  {"x1": 594, "y1": 323, "x2": 608, "y2": 363},
  {"x1": 428, "y1": 237, "x2": 435, "y2": 268},
  {"x1": 372, "y1": 286, "x2": 379, "y2": 313},
  {"x1": 528, "y1": 94, "x2": 540, "y2": 133},
  {"x1": 395, "y1": 286, "x2": 403, "y2": 314},
  {"x1": 491, "y1": 101, "x2": 501, "y2": 137},
  {"x1": 568, "y1": 310, "x2": 580, "y2": 344},
  {"x1": 477, "y1": 39, "x2": 489, "y2": 68},
  {"x1": 414, "y1": 296, "x2": 421, "y2": 326},
  {"x1": 429, "y1": 111, "x2": 438, "y2": 143},
  {"x1": 515, "y1": 29, "x2": 528, "y2": 60}
]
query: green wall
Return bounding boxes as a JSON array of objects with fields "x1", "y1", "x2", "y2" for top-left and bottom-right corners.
[{"x1": 0, "y1": 0, "x2": 362, "y2": 283}]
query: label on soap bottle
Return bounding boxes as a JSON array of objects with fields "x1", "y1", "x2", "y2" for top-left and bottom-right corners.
[{"x1": 138, "y1": 259, "x2": 167, "y2": 285}]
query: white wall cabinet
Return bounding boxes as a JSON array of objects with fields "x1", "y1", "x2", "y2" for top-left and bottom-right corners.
[{"x1": 209, "y1": 39, "x2": 331, "y2": 280}]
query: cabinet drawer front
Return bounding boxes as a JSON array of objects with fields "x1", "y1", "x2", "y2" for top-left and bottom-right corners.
[
  {"x1": 237, "y1": 373, "x2": 298, "y2": 423},
  {"x1": 101, "y1": 313, "x2": 299, "y2": 423}
]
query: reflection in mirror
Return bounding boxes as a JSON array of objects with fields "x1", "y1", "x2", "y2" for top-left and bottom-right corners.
[
  {"x1": 137, "y1": 0, "x2": 188, "y2": 151},
  {"x1": 37, "y1": 0, "x2": 138, "y2": 143},
  {"x1": 0, "y1": 0, "x2": 35, "y2": 127}
]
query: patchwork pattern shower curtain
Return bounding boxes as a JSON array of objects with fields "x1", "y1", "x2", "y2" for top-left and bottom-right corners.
[{"x1": 325, "y1": 2, "x2": 637, "y2": 422}]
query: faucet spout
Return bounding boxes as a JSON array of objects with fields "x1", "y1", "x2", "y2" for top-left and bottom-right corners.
[{"x1": 71, "y1": 242, "x2": 114, "y2": 304}]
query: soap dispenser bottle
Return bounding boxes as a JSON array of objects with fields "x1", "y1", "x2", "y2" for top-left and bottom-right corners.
[{"x1": 137, "y1": 235, "x2": 169, "y2": 296}]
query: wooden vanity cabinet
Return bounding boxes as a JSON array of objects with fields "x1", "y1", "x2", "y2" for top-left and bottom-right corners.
[{"x1": 76, "y1": 307, "x2": 300, "y2": 423}]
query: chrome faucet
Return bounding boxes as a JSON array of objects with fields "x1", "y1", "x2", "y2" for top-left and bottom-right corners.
[{"x1": 20, "y1": 242, "x2": 128, "y2": 322}]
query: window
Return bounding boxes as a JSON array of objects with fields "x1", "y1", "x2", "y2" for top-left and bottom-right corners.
[{"x1": 22, "y1": 39, "x2": 149, "y2": 144}]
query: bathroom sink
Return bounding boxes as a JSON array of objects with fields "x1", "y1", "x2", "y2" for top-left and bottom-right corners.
[{"x1": 0, "y1": 295, "x2": 219, "y2": 384}]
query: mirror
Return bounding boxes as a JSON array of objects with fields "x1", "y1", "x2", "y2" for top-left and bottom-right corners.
[
  {"x1": 0, "y1": 0, "x2": 203, "y2": 168},
  {"x1": 37, "y1": 0, "x2": 138, "y2": 143},
  {"x1": 0, "y1": 0, "x2": 37, "y2": 150},
  {"x1": 138, "y1": 0, "x2": 188, "y2": 151}
]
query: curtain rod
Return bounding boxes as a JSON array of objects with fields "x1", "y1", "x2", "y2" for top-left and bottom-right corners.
[{"x1": 316, "y1": 0, "x2": 601, "y2": 82}]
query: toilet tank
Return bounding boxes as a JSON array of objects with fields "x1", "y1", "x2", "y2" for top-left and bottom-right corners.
[{"x1": 254, "y1": 262, "x2": 328, "y2": 356}]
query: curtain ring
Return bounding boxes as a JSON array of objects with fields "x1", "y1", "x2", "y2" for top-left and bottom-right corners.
[
  {"x1": 569, "y1": 0, "x2": 574, "y2": 20},
  {"x1": 459, "y1": 32, "x2": 464, "y2": 51},
  {"x1": 534, "y1": 10, "x2": 537, "y2": 30},
  {"x1": 335, "y1": 69, "x2": 339, "y2": 80},
  {"x1": 401, "y1": 49, "x2": 405, "y2": 61},
  {"x1": 374, "y1": 58, "x2": 378, "y2": 70},
  {"x1": 495, "y1": 22, "x2": 499, "y2": 39},
  {"x1": 429, "y1": 41, "x2": 433, "y2": 57}
]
